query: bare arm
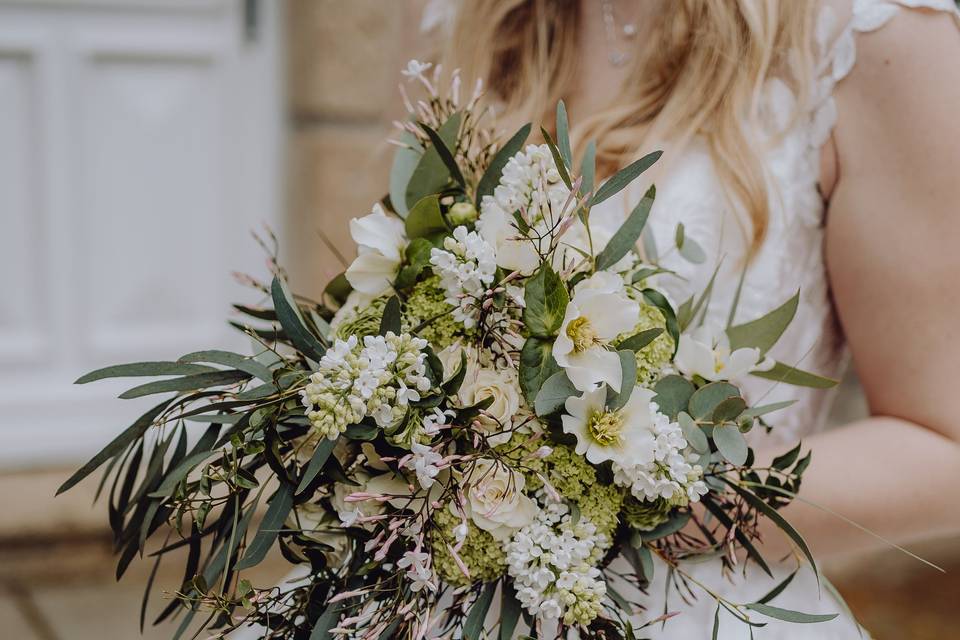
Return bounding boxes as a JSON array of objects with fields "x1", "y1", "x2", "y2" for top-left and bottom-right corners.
[{"x1": 765, "y1": 8, "x2": 960, "y2": 559}]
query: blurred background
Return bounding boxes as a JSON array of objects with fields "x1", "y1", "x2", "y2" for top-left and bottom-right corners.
[{"x1": 0, "y1": 1, "x2": 955, "y2": 638}]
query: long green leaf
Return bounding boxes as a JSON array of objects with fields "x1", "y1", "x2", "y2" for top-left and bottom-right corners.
[
  {"x1": 580, "y1": 139, "x2": 596, "y2": 197},
  {"x1": 296, "y1": 439, "x2": 336, "y2": 496},
  {"x1": 540, "y1": 127, "x2": 573, "y2": 189},
  {"x1": 641, "y1": 288, "x2": 679, "y2": 356},
  {"x1": 713, "y1": 424, "x2": 748, "y2": 466},
  {"x1": 75, "y1": 361, "x2": 215, "y2": 384},
  {"x1": 118, "y1": 370, "x2": 250, "y2": 399},
  {"x1": 179, "y1": 350, "x2": 273, "y2": 382},
  {"x1": 519, "y1": 338, "x2": 560, "y2": 404},
  {"x1": 617, "y1": 327, "x2": 663, "y2": 352},
  {"x1": 235, "y1": 483, "x2": 294, "y2": 570},
  {"x1": 418, "y1": 121, "x2": 466, "y2": 187},
  {"x1": 476, "y1": 123, "x2": 531, "y2": 204},
  {"x1": 310, "y1": 602, "x2": 343, "y2": 640},
  {"x1": 407, "y1": 112, "x2": 462, "y2": 208},
  {"x1": 750, "y1": 362, "x2": 838, "y2": 388},
  {"x1": 379, "y1": 296, "x2": 402, "y2": 336},
  {"x1": 745, "y1": 602, "x2": 838, "y2": 624},
  {"x1": 722, "y1": 479, "x2": 820, "y2": 587},
  {"x1": 595, "y1": 186, "x2": 656, "y2": 271},
  {"x1": 463, "y1": 582, "x2": 497, "y2": 640},
  {"x1": 57, "y1": 399, "x2": 173, "y2": 495},
  {"x1": 757, "y1": 570, "x2": 797, "y2": 604},
  {"x1": 727, "y1": 292, "x2": 799, "y2": 355},
  {"x1": 556, "y1": 100, "x2": 573, "y2": 168},
  {"x1": 388, "y1": 130, "x2": 422, "y2": 217},
  {"x1": 272, "y1": 276, "x2": 327, "y2": 362},
  {"x1": 500, "y1": 581, "x2": 522, "y2": 640},
  {"x1": 590, "y1": 150, "x2": 662, "y2": 207}
]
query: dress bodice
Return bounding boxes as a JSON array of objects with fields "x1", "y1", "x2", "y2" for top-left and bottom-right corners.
[{"x1": 590, "y1": 0, "x2": 960, "y2": 448}]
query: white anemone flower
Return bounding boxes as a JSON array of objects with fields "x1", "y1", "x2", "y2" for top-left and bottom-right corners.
[
  {"x1": 674, "y1": 325, "x2": 773, "y2": 382},
  {"x1": 561, "y1": 386, "x2": 658, "y2": 466},
  {"x1": 344, "y1": 204, "x2": 408, "y2": 297},
  {"x1": 552, "y1": 272, "x2": 639, "y2": 392}
]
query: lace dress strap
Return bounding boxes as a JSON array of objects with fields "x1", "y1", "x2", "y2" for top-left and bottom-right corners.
[{"x1": 810, "y1": 0, "x2": 960, "y2": 148}]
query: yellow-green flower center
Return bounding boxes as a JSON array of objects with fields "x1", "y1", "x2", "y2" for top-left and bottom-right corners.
[
  {"x1": 587, "y1": 409, "x2": 624, "y2": 447},
  {"x1": 566, "y1": 316, "x2": 600, "y2": 353}
]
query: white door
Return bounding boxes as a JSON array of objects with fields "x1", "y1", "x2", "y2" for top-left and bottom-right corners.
[{"x1": 0, "y1": 0, "x2": 285, "y2": 468}]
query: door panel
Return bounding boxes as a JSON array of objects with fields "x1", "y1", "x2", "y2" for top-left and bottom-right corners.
[{"x1": 0, "y1": 0, "x2": 284, "y2": 468}]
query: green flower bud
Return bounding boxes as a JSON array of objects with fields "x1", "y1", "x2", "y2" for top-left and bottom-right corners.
[{"x1": 448, "y1": 202, "x2": 478, "y2": 226}]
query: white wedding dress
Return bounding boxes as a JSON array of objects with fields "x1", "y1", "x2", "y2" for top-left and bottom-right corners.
[{"x1": 234, "y1": 1, "x2": 959, "y2": 638}]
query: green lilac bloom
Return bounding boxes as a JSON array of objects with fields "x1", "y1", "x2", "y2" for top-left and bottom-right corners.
[
  {"x1": 404, "y1": 275, "x2": 471, "y2": 350},
  {"x1": 431, "y1": 506, "x2": 506, "y2": 586}
]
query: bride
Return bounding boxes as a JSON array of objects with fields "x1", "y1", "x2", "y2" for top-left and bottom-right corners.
[{"x1": 239, "y1": 0, "x2": 960, "y2": 637}]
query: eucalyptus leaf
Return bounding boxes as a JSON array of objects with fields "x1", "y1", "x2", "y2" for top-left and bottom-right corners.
[
  {"x1": 476, "y1": 123, "x2": 531, "y2": 204},
  {"x1": 595, "y1": 185, "x2": 656, "y2": 271},
  {"x1": 590, "y1": 150, "x2": 662, "y2": 207},
  {"x1": 389, "y1": 130, "x2": 422, "y2": 217},
  {"x1": 640, "y1": 288, "x2": 679, "y2": 356},
  {"x1": 500, "y1": 581, "x2": 522, "y2": 640},
  {"x1": 606, "y1": 351, "x2": 637, "y2": 411},
  {"x1": 405, "y1": 195, "x2": 448, "y2": 240},
  {"x1": 678, "y1": 412, "x2": 708, "y2": 454},
  {"x1": 726, "y1": 292, "x2": 799, "y2": 355},
  {"x1": 534, "y1": 370, "x2": 579, "y2": 417},
  {"x1": 742, "y1": 400, "x2": 796, "y2": 418},
  {"x1": 679, "y1": 234, "x2": 707, "y2": 264},
  {"x1": 712, "y1": 396, "x2": 747, "y2": 423},
  {"x1": 757, "y1": 570, "x2": 797, "y2": 604},
  {"x1": 652, "y1": 375, "x2": 695, "y2": 420},
  {"x1": 642, "y1": 511, "x2": 691, "y2": 541},
  {"x1": 324, "y1": 272, "x2": 352, "y2": 308},
  {"x1": 688, "y1": 382, "x2": 740, "y2": 421},
  {"x1": 523, "y1": 265, "x2": 569, "y2": 337},
  {"x1": 713, "y1": 424, "x2": 748, "y2": 466}
]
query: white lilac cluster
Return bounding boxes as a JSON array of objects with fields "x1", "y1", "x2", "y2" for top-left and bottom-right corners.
[
  {"x1": 429, "y1": 225, "x2": 497, "y2": 328},
  {"x1": 476, "y1": 144, "x2": 576, "y2": 275},
  {"x1": 505, "y1": 497, "x2": 608, "y2": 626},
  {"x1": 612, "y1": 404, "x2": 709, "y2": 505},
  {"x1": 300, "y1": 332, "x2": 432, "y2": 440}
]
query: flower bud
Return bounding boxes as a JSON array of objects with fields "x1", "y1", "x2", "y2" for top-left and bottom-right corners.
[{"x1": 448, "y1": 202, "x2": 478, "y2": 225}]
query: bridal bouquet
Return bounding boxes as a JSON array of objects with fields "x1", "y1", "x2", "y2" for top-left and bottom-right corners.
[{"x1": 61, "y1": 62, "x2": 842, "y2": 639}]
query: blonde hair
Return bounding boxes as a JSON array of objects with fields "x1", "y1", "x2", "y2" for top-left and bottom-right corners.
[{"x1": 441, "y1": 0, "x2": 816, "y2": 253}]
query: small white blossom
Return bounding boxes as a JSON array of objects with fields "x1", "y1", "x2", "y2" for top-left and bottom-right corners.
[
  {"x1": 400, "y1": 59, "x2": 433, "y2": 82},
  {"x1": 505, "y1": 497, "x2": 608, "y2": 626},
  {"x1": 404, "y1": 442, "x2": 443, "y2": 490},
  {"x1": 429, "y1": 225, "x2": 497, "y2": 328},
  {"x1": 397, "y1": 549, "x2": 436, "y2": 593}
]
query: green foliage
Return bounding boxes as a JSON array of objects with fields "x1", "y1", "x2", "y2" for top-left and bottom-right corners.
[
  {"x1": 522, "y1": 264, "x2": 569, "y2": 337},
  {"x1": 519, "y1": 337, "x2": 560, "y2": 403},
  {"x1": 589, "y1": 150, "x2": 662, "y2": 207},
  {"x1": 405, "y1": 195, "x2": 448, "y2": 241},
  {"x1": 406, "y1": 112, "x2": 462, "y2": 209},
  {"x1": 595, "y1": 186, "x2": 655, "y2": 271},
  {"x1": 476, "y1": 123, "x2": 531, "y2": 204},
  {"x1": 726, "y1": 292, "x2": 799, "y2": 355}
]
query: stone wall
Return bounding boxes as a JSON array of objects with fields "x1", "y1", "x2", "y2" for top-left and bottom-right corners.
[{"x1": 285, "y1": 0, "x2": 427, "y2": 299}]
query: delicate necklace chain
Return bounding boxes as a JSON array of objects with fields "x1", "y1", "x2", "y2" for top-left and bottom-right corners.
[{"x1": 600, "y1": 0, "x2": 637, "y2": 68}]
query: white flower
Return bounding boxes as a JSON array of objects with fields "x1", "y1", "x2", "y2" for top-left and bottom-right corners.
[
  {"x1": 674, "y1": 325, "x2": 773, "y2": 383},
  {"x1": 344, "y1": 204, "x2": 408, "y2": 297},
  {"x1": 463, "y1": 458, "x2": 538, "y2": 540},
  {"x1": 331, "y1": 472, "x2": 381, "y2": 528},
  {"x1": 429, "y1": 225, "x2": 497, "y2": 328},
  {"x1": 505, "y1": 497, "x2": 607, "y2": 625},
  {"x1": 421, "y1": 407, "x2": 454, "y2": 437},
  {"x1": 398, "y1": 549, "x2": 436, "y2": 593},
  {"x1": 477, "y1": 144, "x2": 577, "y2": 275},
  {"x1": 561, "y1": 386, "x2": 659, "y2": 466},
  {"x1": 400, "y1": 59, "x2": 433, "y2": 81},
  {"x1": 611, "y1": 405, "x2": 709, "y2": 504},
  {"x1": 404, "y1": 442, "x2": 443, "y2": 490},
  {"x1": 459, "y1": 366, "x2": 522, "y2": 446},
  {"x1": 552, "y1": 272, "x2": 639, "y2": 392}
]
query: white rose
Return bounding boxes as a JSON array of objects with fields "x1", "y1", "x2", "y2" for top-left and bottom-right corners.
[
  {"x1": 463, "y1": 458, "x2": 538, "y2": 540},
  {"x1": 460, "y1": 367, "x2": 522, "y2": 446}
]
